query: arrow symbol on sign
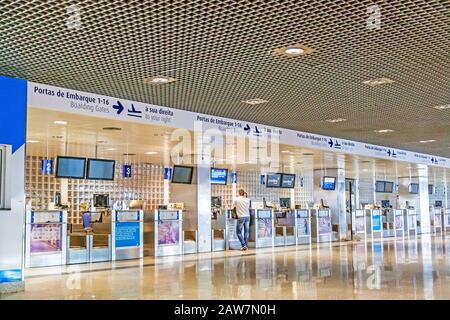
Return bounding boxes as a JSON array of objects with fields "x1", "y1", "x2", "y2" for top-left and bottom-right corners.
[
  {"x1": 387, "y1": 150, "x2": 391, "y2": 156},
  {"x1": 113, "y1": 101, "x2": 125, "y2": 114},
  {"x1": 244, "y1": 124, "x2": 251, "y2": 134},
  {"x1": 328, "y1": 139, "x2": 333, "y2": 148}
]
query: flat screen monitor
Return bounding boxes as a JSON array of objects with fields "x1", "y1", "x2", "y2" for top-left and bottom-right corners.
[
  {"x1": 280, "y1": 198, "x2": 291, "y2": 208},
  {"x1": 384, "y1": 182, "x2": 394, "y2": 193},
  {"x1": 56, "y1": 156, "x2": 86, "y2": 179},
  {"x1": 266, "y1": 173, "x2": 282, "y2": 188},
  {"x1": 435, "y1": 200, "x2": 443, "y2": 208},
  {"x1": 322, "y1": 176, "x2": 336, "y2": 190},
  {"x1": 211, "y1": 196, "x2": 222, "y2": 208},
  {"x1": 210, "y1": 168, "x2": 228, "y2": 185},
  {"x1": 86, "y1": 159, "x2": 115, "y2": 180},
  {"x1": 381, "y1": 200, "x2": 390, "y2": 208},
  {"x1": 172, "y1": 165, "x2": 194, "y2": 184},
  {"x1": 409, "y1": 183, "x2": 419, "y2": 194},
  {"x1": 281, "y1": 174, "x2": 296, "y2": 188},
  {"x1": 428, "y1": 184, "x2": 434, "y2": 195},
  {"x1": 93, "y1": 194, "x2": 109, "y2": 208},
  {"x1": 375, "y1": 181, "x2": 385, "y2": 193}
]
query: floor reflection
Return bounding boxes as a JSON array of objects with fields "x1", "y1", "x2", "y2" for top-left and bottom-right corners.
[{"x1": 5, "y1": 234, "x2": 450, "y2": 300}]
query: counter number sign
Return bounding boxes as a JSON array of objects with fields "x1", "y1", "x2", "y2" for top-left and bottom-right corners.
[{"x1": 123, "y1": 164, "x2": 132, "y2": 178}]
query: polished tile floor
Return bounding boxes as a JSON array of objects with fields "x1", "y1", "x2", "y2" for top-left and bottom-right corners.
[{"x1": 3, "y1": 234, "x2": 450, "y2": 300}]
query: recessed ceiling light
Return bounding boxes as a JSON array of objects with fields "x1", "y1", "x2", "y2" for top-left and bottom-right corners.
[
  {"x1": 274, "y1": 44, "x2": 315, "y2": 57},
  {"x1": 281, "y1": 150, "x2": 291, "y2": 153},
  {"x1": 107, "y1": 148, "x2": 117, "y2": 151},
  {"x1": 285, "y1": 47, "x2": 305, "y2": 56},
  {"x1": 433, "y1": 104, "x2": 450, "y2": 110},
  {"x1": 144, "y1": 76, "x2": 176, "y2": 85},
  {"x1": 26, "y1": 140, "x2": 39, "y2": 144},
  {"x1": 242, "y1": 98, "x2": 268, "y2": 105},
  {"x1": 373, "y1": 129, "x2": 394, "y2": 133},
  {"x1": 326, "y1": 118, "x2": 347, "y2": 123},
  {"x1": 53, "y1": 120, "x2": 67, "y2": 125},
  {"x1": 103, "y1": 127, "x2": 122, "y2": 131},
  {"x1": 123, "y1": 153, "x2": 136, "y2": 156},
  {"x1": 145, "y1": 151, "x2": 158, "y2": 155},
  {"x1": 363, "y1": 77, "x2": 394, "y2": 87},
  {"x1": 419, "y1": 140, "x2": 436, "y2": 143}
]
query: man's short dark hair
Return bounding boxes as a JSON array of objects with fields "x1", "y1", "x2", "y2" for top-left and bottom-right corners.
[{"x1": 239, "y1": 189, "x2": 245, "y2": 196}]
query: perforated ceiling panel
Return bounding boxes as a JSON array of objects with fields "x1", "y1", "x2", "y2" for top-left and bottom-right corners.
[{"x1": 1, "y1": 0, "x2": 449, "y2": 156}]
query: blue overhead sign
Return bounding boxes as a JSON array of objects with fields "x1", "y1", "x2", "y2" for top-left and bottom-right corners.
[{"x1": 27, "y1": 81, "x2": 450, "y2": 169}]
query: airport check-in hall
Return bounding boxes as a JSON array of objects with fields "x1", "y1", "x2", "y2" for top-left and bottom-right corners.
[{"x1": 0, "y1": 0, "x2": 449, "y2": 301}]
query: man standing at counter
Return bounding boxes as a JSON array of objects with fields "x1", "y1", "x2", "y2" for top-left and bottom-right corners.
[{"x1": 233, "y1": 189, "x2": 251, "y2": 251}]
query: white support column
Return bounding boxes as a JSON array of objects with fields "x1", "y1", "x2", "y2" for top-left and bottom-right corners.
[
  {"x1": 336, "y1": 159, "x2": 347, "y2": 240},
  {"x1": 418, "y1": 165, "x2": 431, "y2": 234},
  {"x1": 195, "y1": 122, "x2": 212, "y2": 253}
]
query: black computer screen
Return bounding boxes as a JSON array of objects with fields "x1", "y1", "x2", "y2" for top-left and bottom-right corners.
[
  {"x1": 280, "y1": 198, "x2": 291, "y2": 208},
  {"x1": 281, "y1": 174, "x2": 295, "y2": 188},
  {"x1": 56, "y1": 156, "x2": 86, "y2": 179},
  {"x1": 172, "y1": 165, "x2": 194, "y2": 184},
  {"x1": 409, "y1": 183, "x2": 419, "y2": 194},
  {"x1": 266, "y1": 173, "x2": 282, "y2": 188},
  {"x1": 86, "y1": 159, "x2": 115, "y2": 180}
]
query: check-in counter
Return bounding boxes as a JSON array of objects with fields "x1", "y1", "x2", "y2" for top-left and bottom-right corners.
[
  {"x1": 225, "y1": 209, "x2": 241, "y2": 250},
  {"x1": 274, "y1": 210, "x2": 296, "y2": 246},
  {"x1": 404, "y1": 209, "x2": 418, "y2": 236},
  {"x1": 154, "y1": 210, "x2": 183, "y2": 257},
  {"x1": 112, "y1": 210, "x2": 144, "y2": 261},
  {"x1": 211, "y1": 210, "x2": 227, "y2": 251},
  {"x1": 25, "y1": 210, "x2": 67, "y2": 268},
  {"x1": 66, "y1": 224, "x2": 89, "y2": 265},
  {"x1": 383, "y1": 209, "x2": 395, "y2": 237},
  {"x1": 432, "y1": 208, "x2": 443, "y2": 233},
  {"x1": 251, "y1": 209, "x2": 274, "y2": 248},
  {"x1": 370, "y1": 209, "x2": 383, "y2": 238},
  {"x1": 394, "y1": 209, "x2": 404, "y2": 237},
  {"x1": 311, "y1": 209, "x2": 332, "y2": 243},
  {"x1": 353, "y1": 209, "x2": 366, "y2": 239},
  {"x1": 444, "y1": 209, "x2": 450, "y2": 232},
  {"x1": 295, "y1": 209, "x2": 311, "y2": 245}
]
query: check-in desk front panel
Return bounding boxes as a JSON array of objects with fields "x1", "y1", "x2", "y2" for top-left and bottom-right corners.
[
  {"x1": 404, "y1": 209, "x2": 418, "y2": 236},
  {"x1": 226, "y1": 210, "x2": 241, "y2": 250},
  {"x1": 370, "y1": 209, "x2": 382, "y2": 238},
  {"x1": 25, "y1": 210, "x2": 67, "y2": 268},
  {"x1": 311, "y1": 209, "x2": 332, "y2": 243},
  {"x1": 295, "y1": 210, "x2": 312, "y2": 245},
  {"x1": 211, "y1": 211, "x2": 227, "y2": 251},
  {"x1": 444, "y1": 209, "x2": 450, "y2": 231},
  {"x1": 154, "y1": 210, "x2": 183, "y2": 257},
  {"x1": 353, "y1": 209, "x2": 366, "y2": 238},
  {"x1": 253, "y1": 209, "x2": 274, "y2": 248},
  {"x1": 112, "y1": 210, "x2": 144, "y2": 261},
  {"x1": 433, "y1": 208, "x2": 443, "y2": 233},
  {"x1": 66, "y1": 226, "x2": 90, "y2": 265},
  {"x1": 383, "y1": 209, "x2": 395, "y2": 237},
  {"x1": 394, "y1": 209, "x2": 405, "y2": 237}
]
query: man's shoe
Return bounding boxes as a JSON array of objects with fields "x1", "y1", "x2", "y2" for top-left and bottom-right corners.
[{"x1": 240, "y1": 247, "x2": 246, "y2": 251}]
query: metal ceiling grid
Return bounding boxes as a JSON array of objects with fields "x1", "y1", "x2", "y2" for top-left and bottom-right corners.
[{"x1": 0, "y1": 0, "x2": 449, "y2": 156}]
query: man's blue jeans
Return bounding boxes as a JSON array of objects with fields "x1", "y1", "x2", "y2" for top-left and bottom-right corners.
[{"x1": 236, "y1": 216, "x2": 250, "y2": 248}]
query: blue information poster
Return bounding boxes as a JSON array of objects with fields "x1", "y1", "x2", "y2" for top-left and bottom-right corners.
[
  {"x1": 372, "y1": 215, "x2": 382, "y2": 232},
  {"x1": 115, "y1": 222, "x2": 140, "y2": 248}
]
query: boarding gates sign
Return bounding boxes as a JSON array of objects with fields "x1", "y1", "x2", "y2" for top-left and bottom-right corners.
[{"x1": 27, "y1": 82, "x2": 450, "y2": 169}]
